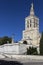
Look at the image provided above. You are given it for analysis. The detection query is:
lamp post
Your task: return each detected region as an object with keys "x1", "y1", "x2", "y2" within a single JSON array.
[{"x1": 12, "y1": 34, "x2": 15, "y2": 44}]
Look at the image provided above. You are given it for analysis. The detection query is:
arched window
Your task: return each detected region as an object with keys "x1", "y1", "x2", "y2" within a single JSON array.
[
  {"x1": 34, "y1": 21, "x2": 35, "y2": 27},
  {"x1": 27, "y1": 20, "x2": 29, "y2": 28},
  {"x1": 30, "y1": 20, "x2": 31, "y2": 27},
  {"x1": 36, "y1": 20, "x2": 38, "y2": 27},
  {"x1": 23, "y1": 41, "x2": 27, "y2": 44},
  {"x1": 34, "y1": 19, "x2": 38, "y2": 27}
]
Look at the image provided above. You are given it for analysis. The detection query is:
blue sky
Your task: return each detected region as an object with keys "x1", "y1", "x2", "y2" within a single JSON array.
[{"x1": 0, "y1": 0, "x2": 43, "y2": 42}]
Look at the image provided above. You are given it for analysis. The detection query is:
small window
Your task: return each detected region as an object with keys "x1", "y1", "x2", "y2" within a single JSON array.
[
  {"x1": 36, "y1": 22, "x2": 38, "y2": 27},
  {"x1": 23, "y1": 41, "x2": 27, "y2": 44},
  {"x1": 27, "y1": 20, "x2": 29, "y2": 28},
  {"x1": 34, "y1": 19, "x2": 38, "y2": 27},
  {"x1": 30, "y1": 20, "x2": 31, "y2": 27},
  {"x1": 34, "y1": 21, "x2": 35, "y2": 27}
]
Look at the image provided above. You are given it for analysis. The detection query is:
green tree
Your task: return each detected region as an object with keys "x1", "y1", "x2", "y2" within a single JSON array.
[
  {"x1": 27, "y1": 47, "x2": 38, "y2": 55},
  {"x1": 0, "y1": 36, "x2": 12, "y2": 45},
  {"x1": 40, "y1": 32, "x2": 43, "y2": 55}
]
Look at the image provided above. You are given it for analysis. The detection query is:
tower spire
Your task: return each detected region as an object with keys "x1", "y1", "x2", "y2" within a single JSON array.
[{"x1": 30, "y1": 3, "x2": 34, "y2": 15}]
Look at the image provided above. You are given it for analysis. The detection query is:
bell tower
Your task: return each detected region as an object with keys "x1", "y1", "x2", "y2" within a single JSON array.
[
  {"x1": 22, "y1": 3, "x2": 40, "y2": 46},
  {"x1": 25, "y1": 3, "x2": 39, "y2": 31}
]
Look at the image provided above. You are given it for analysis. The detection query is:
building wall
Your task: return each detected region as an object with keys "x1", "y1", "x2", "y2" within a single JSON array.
[
  {"x1": 0, "y1": 43, "x2": 27, "y2": 54},
  {"x1": 22, "y1": 3, "x2": 41, "y2": 46},
  {"x1": 19, "y1": 44, "x2": 27, "y2": 54}
]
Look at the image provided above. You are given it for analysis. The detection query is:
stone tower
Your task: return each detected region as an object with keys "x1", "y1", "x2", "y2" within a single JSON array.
[{"x1": 22, "y1": 3, "x2": 41, "y2": 46}]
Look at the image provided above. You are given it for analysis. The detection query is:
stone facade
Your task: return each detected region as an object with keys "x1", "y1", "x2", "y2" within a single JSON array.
[
  {"x1": 20, "y1": 3, "x2": 41, "y2": 47},
  {"x1": 0, "y1": 43, "x2": 27, "y2": 54}
]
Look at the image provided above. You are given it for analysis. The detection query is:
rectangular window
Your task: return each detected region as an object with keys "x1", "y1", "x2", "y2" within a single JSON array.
[
  {"x1": 27, "y1": 21, "x2": 29, "y2": 28},
  {"x1": 30, "y1": 20, "x2": 31, "y2": 27}
]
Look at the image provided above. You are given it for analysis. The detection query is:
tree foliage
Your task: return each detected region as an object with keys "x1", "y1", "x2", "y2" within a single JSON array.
[
  {"x1": 0, "y1": 36, "x2": 12, "y2": 45},
  {"x1": 40, "y1": 32, "x2": 43, "y2": 55},
  {"x1": 27, "y1": 47, "x2": 38, "y2": 55}
]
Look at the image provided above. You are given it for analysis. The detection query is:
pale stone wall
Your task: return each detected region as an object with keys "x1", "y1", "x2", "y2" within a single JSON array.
[
  {"x1": 0, "y1": 43, "x2": 27, "y2": 54},
  {"x1": 22, "y1": 3, "x2": 41, "y2": 46},
  {"x1": 0, "y1": 54, "x2": 43, "y2": 61},
  {"x1": 19, "y1": 44, "x2": 27, "y2": 54}
]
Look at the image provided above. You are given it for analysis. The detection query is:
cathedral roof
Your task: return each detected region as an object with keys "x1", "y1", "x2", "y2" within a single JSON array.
[
  {"x1": 25, "y1": 3, "x2": 39, "y2": 20},
  {"x1": 25, "y1": 15, "x2": 39, "y2": 20},
  {"x1": 30, "y1": 3, "x2": 34, "y2": 16}
]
